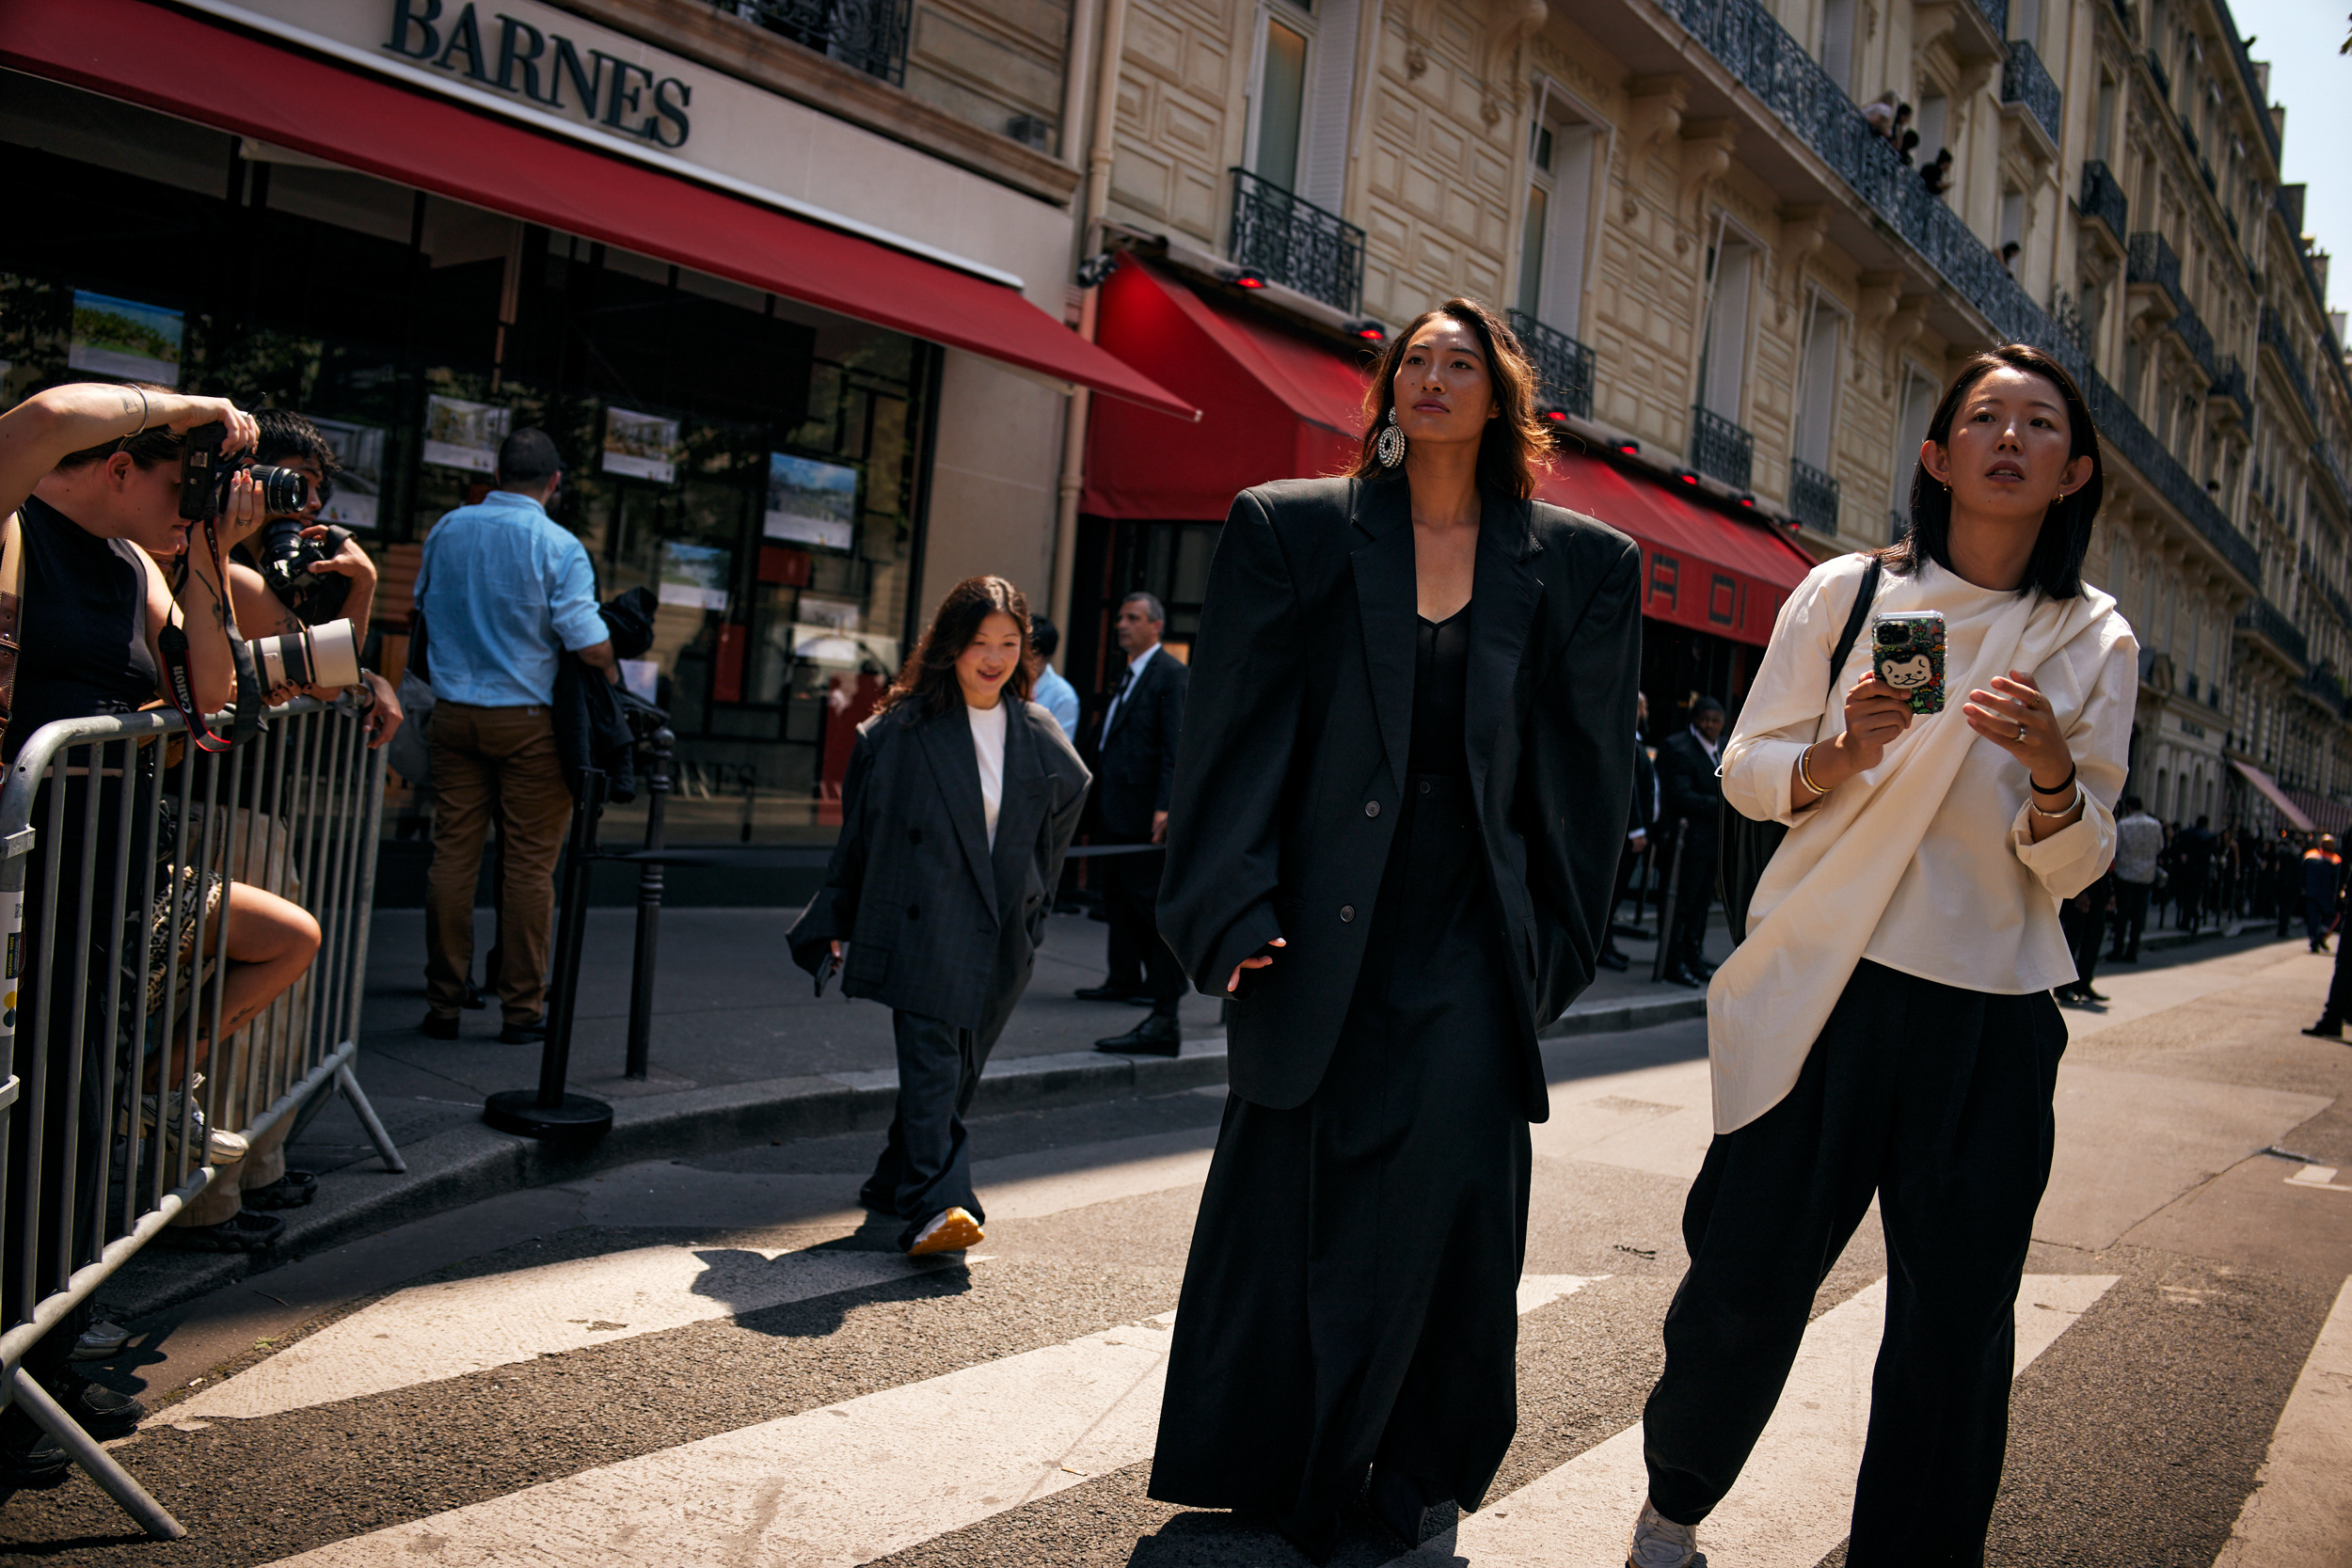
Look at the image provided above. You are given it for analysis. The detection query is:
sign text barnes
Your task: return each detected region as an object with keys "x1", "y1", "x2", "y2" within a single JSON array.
[{"x1": 386, "y1": 0, "x2": 691, "y2": 148}]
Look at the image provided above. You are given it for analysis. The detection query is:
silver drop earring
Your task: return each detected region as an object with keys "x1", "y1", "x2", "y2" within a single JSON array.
[{"x1": 1376, "y1": 405, "x2": 1406, "y2": 468}]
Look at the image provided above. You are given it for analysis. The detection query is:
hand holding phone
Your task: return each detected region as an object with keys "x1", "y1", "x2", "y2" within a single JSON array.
[{"x1": 1870, "y1": 611, "x2": 1947, "y2": 715}]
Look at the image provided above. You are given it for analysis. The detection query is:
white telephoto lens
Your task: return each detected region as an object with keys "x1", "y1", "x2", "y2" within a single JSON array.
[{"x1": 306, "y1": 618, "x2": 361, "y2": 688}]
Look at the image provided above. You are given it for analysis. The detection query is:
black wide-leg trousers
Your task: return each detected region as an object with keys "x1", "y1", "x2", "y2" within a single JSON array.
[
  {"x1": 1642, "y1": 961, "x2": 2067, "y2": 1565},
  {"x1": 864, "y1": 1008, "x2": 1009, "y2": 1248}
]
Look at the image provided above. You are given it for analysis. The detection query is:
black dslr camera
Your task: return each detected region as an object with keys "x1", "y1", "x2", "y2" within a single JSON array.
[
  {"x1": 179, "y1": 420, "x2": 309, "y2": 523},
  {"x1": 179, "y1": 421, "x2": 351, "y2": 620}
]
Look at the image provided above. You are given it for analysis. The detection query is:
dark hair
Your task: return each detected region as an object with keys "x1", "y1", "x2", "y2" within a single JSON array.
[
  {"x1": 1120, "y1": 591, "x2": 1167, "y2": 625},
  {"x1": 1350, "y1": 298, "x2": 1549, "y2": 500},
  {"x1": 877, "y1": 576, "x2": 1034, "y2": 720},
  {"x1": 54, "y1": 382, "x2": 183, "y2": 471},
  {"x1": 1692, "y1": 696, "x2": 1725, "y2": 719},
  {"x1": 2122, "y1": 794, "x2": 2141, "y2": 814},
  {"x1": 1029, "y1": 614, "x2": 1060, "y2": 659},
  {"x1": 497, "y1": 427, "x2": 564, "y2": 484},
  {"x1": 254, "y1": 408, "x2": 341, "y2": 478},
  {"x1": 1884, "y1": 343, "x2": 2103, "y2": 600}
]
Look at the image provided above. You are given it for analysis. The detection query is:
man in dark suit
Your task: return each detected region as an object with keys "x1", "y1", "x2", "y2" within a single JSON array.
[
  {"x1": 1081, "y1": 592, "x2": 1189, "y2": 1053},
  {"x1": 1652, "y1": 695, "x2": 1725, "y2": 988},
  {"x1": 1598, "y1": 692, "x2": 1660, "y2": 971}
]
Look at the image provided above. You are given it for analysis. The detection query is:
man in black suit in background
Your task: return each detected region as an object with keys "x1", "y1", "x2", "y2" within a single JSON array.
[
  {"x1": 1597, "y1": 692, "x2": 1660, "y2": 971},
  {"x1": 1652, "y1": 696, "x2": 1725, "y2": 988},
  {"x1": 1081, "y1": 592, "x2": 1190, "y2": 1053}
]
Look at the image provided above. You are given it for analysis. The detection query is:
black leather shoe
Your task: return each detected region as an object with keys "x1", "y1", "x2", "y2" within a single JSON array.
[
  {"x1": 1596, "y1": 947, "x2": 1631, "y2": 972},
  {"x1": 1661, "y1": 965, "x2": 1704, "y2": 990},
  {"x1": 0, "y1": 1435, "x2": 70, "y2": 1491},
  {"x1": 1095, "y1": 1013, "x2": 1181, "y2": 1055},
  {"x1": 462, "y1": 980, "x2": 488, "y2": 1010},
  {"x1": 1687, "y1": 955, "x2": 1719, "y2": 978},
  {"x1": 1074, "y1": 983, "x2": 1152, "y2": 1005},
  {"x1": 499, "y1": 1017, "x2": 548, "y2": 1044},
  {"x1": 420, "y1": 1012, "x2": 460, "y2": 1040}
]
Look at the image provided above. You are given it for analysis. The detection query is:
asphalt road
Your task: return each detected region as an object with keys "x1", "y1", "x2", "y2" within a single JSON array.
[{"x1": 7, "y1": 933, "x2": 2350, "y2": 1566}]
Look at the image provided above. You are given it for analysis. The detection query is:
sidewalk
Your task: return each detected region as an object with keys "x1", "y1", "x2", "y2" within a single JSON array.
[{"x1": 95, "y1": 900, "x2": 2222, "y2": 1321}]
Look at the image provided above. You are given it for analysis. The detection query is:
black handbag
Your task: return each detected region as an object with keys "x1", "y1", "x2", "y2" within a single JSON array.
[{"x1": 1719, "y1": 557, "x2": 1881, "y2": 944}]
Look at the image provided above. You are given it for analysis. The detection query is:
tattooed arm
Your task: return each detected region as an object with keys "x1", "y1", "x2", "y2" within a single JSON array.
[{"x1": 0, "y1": 384, "x2": 255, "y2": 522}]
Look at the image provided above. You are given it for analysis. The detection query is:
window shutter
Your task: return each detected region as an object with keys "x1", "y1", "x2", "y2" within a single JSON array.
[{"x1": 1297, "y1": 0, "x2": 1360, "y2": 213}]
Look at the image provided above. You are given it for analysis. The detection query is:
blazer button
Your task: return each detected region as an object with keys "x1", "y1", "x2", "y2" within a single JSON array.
[
  {"x1": 1419, "y1": 780, "x2": 1432, "y2": 796},
  {"x1": 907, "y1": 903, "x2": 921, "y2": 920},
  {"x1": 1364, "y1": 800, "x2": 1380, "y2": 817},
  {"x1": 1340, "y1": 904, "x2": 1356, "y2": 923}
]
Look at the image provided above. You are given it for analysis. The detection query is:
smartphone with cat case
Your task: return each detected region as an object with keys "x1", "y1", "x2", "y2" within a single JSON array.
[{"x1": 1870, "y1": 610, "x2": 1946, "y2": 714}]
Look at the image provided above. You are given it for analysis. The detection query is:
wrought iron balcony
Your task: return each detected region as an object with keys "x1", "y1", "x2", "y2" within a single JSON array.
[
  {"x1": 2317, "y1": 440, "x2": 2352, "y2": 516},
  {"x1": 1974, "y1": 0, "x2": 2010, "y2": 36},
  {"x1": 737, "y1": 0, "x2": 912, "y2": 85},
  {"x1": 2208, "y1": 356, "x2": 2251, "y2": 420},
  {"x1": 1228, "y1": 168, "x2": 1366, "y2": 314},
  {"x1": 2236, "y1": 597, "x2": 2311, "y2": 671},
  {"x1": 2078, "y1": 160, "x2": 2127, "y2": 242},
  {"x1": 2001, "y1": 40, "x2": 2061, "y2": 144},
  {"x1": 2261, "y1": 305, "x2": 2318, "y2": 419},
  {"x1": 1506, "y1": 310, "x2": 1597, "y2": 420},
  {"x1": 1645, "y1": 0, "x2": 2260, "y2": 589},
  {"x1": 1789, "y1": 459, "x2": 1840, "y2": 533},
  {"x1": 2126, "y1": 231, "x2": 2187, "y2": 316},
  {"x1": 1689, "y1": 405, "x2": 1754, "y2": 489},
  {"x1": 2171, "y1": 304, "x2": 2217, "y2": 382}
]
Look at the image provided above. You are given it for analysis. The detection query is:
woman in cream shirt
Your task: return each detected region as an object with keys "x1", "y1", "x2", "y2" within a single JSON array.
[{"x1": 1626, "y1": 345, "x2": 2137, "y2": 1568}]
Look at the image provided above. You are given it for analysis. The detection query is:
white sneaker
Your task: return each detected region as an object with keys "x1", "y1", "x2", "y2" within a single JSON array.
[
  {"x1": 70, "y1": 1320, "x2": 131, "y2": 1362},
  {"x1": 1627, "y1": 1497, "x2": 1698, "y2": 1568},
  {"x1": 136, "y1": 1080, "x2": 247, "y2": 1165}
]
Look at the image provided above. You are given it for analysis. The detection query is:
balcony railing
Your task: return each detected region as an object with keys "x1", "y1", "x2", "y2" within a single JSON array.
[
  {"x1": 2078, "y1": 160, "x2": 2128, "y2": 241},
  {"x1": 1506, "y1": 310, "x2": 1597, "y2": 419},
  {"x1": 1646, "y1": 0, "x2": 2261, "y2": 589},
  {"x1": 1789, "y1": 459, "x2": 1840, "y2": 532},
  {"x1": 2317, "y1": 441, "x2": 2352, "y2": 517},
  {"x1": 2237, "y1": 597, "x2": 2311, "y2": 670},
  {"x1": 1690, "y1": 405, "x2": 1755, "y2": 488},
  {"x1": 2001, "y1": 40, "x2": 2062, "y2": 144},
  {"x1": 2209, "y1": 356, "x2": 2251, "y2": 420},
  {"x1": 1228, "y1": 168, "x2": 1366, "y2": 314},
  {"x1": 2146, "y1": 49, "x2": 2170, "y2": 101},
  {"x1": 2261, "y1": 305, "x2": 2319, "y2": 420},
  {"x1": 2126, "y1": 231, "x2": 2187, "y2": 316},
  {"x1": 1974, "y1": 0, "x2": 2009, "y2": 36},
  {"x1": 2171, "y1": 304, "x2": 2217, "y2": 382},
  {"x1": 737, "y1": 0, "x2": 912, "y2": 84}
]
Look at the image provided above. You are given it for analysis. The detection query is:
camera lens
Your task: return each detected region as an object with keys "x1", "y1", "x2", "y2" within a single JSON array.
[{"x1": 255, "y1": 464, "x2": 310, "y2": 515}]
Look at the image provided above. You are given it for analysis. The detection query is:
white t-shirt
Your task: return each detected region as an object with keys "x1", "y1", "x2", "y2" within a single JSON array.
[{"x1": 968, "y1": 701, "x2": 1008, "y2": 847}]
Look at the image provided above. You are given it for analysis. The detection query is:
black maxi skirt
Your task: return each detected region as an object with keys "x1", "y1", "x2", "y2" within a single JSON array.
[{"x1": 1148, "y1": 770, "x2": 1531, "y2": 1542}]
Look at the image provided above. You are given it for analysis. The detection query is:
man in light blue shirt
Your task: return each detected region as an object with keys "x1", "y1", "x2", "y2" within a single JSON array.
[
  {"x1": 418, "y1": 429, "x2": 618, "y2": 1042},
  {"x1": 1025, "y1": 613, "x2": 1080, "y2": 740}
]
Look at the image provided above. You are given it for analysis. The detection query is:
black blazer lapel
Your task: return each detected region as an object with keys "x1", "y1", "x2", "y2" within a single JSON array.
[
  {"x1": 991, "y1": 705, "x2": 1051, "y2": 903},
  {"x1": 1349, "y1": 479, "x2": 1416, "y2": 789},
  {"x1": 916, "y1": 707, "x2": 1001, "y2": 922},
  {"x1": 1465, "y1": 493, "x2": 1542, "y2": 814}
]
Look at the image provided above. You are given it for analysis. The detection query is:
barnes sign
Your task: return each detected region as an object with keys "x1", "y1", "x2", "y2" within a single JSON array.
[{"x1": 385, "y1": 0, "x2": 692, "y2": 148}]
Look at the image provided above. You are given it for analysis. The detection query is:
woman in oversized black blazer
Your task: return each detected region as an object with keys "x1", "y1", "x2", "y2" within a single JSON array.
[
  {"x1": 788, "y1": 577, "x2": 1089, "y2": 1256},
  {"x1": 1147, "y1": 301, "x2": 1641, "y2": 1556}
]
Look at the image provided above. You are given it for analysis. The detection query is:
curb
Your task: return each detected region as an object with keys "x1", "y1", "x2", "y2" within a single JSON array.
[{"x1": 101, "y1": 1039, "x2": 1232, "y2": 1324}]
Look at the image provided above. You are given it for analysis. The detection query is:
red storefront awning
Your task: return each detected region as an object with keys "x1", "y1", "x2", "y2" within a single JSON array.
[
  {"x1": 1536, "y1": 451, "x2": 1813, "y2": 646},
  {"x1": 0, "y1": 0, "x2": 1196, "y2": 421},
  {"x1": 1085, "y1": 259, "x2": 1369, "y2": 517},
  {"x1": 2233, "y1": 760, "x2": 2316, "y2": 831}
]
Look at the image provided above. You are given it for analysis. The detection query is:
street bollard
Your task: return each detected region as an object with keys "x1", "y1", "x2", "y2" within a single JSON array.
[
  {"x1": 485, "y1": 768, "x2": 615, "y2": 1143},
  {"x1": 1651, "y1": 816, "x2": 1688, "y2": 986},
  {"x1": 624, "y1": 727, "x2": 674, "y2": 1081}
]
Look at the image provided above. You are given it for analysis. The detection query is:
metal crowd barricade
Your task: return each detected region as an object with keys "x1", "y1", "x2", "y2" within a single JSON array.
[{"x1": 0, "y1": 694, "x2": 402, "y2": 1537}]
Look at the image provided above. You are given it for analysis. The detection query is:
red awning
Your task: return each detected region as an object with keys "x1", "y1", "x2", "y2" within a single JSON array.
[
  {"x1": 1537, "y1": 451, "x2": 1814, "y2": 646},
  {"x1": 1085, "y1": 259, "x2": 1369, "y2": 517},
  {"x1": 2233, "y1": 760, "x2": 2316, "y2": 831},
  {"x1": 0, "y1": 0, "x2": 1195, "y2": 421}
]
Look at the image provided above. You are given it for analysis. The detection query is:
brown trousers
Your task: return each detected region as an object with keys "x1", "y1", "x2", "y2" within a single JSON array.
[{"x1": 424, "y1": 702, "x2": 574, "y2": 1024}]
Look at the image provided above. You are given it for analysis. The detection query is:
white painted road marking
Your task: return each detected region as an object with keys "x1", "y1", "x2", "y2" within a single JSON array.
[
  {"x1": 1390, "y1": 1274, "x2": 2118, "y2": 1568},
  {"x1": 2214, "y1": 1275, "x2": 2352, "y2": 1565},
  {"x1": 2286, "y1": 1164, "x2": 2352, "y2": 1191},
  {"x1": 252, "y1": 1277, "x2": 1601, "y2": 1567}
]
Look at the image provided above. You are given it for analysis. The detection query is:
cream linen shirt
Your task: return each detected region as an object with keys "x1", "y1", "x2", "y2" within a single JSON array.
[{"x1": 1705, "y1": 553, "x2": 2137, "y2": 1133}]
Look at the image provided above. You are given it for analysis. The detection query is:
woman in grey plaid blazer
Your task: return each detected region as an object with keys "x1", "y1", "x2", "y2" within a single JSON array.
[{"x1": 789, "y1": 577, "x2": 1090, "y2": 1257}]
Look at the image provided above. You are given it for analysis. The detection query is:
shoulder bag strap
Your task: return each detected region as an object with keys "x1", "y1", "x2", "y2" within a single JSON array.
[{"x1": 1826, "y1": 555, "x2": 1883, "y2": 697}]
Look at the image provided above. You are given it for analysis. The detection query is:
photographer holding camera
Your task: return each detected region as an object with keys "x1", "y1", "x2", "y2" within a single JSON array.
[{"x1": 0, "y1": 383, "x2": 325, "y2": 1483}]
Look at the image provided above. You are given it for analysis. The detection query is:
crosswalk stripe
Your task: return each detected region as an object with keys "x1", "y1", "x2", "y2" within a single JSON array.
[
  {"x1": 1388, "y1": 1273, "x2": 2118, "y2": 1567},
  {"x1": 169, "y1": 1246, "x2": 977, "y2": 1424},
  {"x1": 2213, "y1": 1274, "x2": 2352, "y2": 1565},
  {"x1": 253, "y1": 1277, "x2": 1600, "y2": 1567}
]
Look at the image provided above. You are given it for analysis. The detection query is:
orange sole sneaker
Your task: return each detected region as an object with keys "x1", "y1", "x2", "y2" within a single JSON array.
[{"x1": 906, "y1": 1207, "x2": 984, "y2": 1257}]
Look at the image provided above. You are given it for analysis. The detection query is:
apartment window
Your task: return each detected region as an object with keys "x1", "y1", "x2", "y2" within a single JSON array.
[
  {"x1": 1515, "y1": 106, "x2": 1597, "y2": 332},
  {"x1": 1891, "y1": 364, "x2": 1939, "y2": 537},
  {"x1": 1916, "y1": 94, "x2": 1949, "y2": 166},
  {"x1": 1999, "y1": 188, "x2": 2026, "y2": 260},
  {"x1": 2094, "y1": 76, "x2": 2118, "y2": 162},
  {"x1": 2010, "y1": 0, "x2": 2042, "y2": 50},
  {"x1": 1696, "y1": 236, "x2": 1756, "y2": 423},
  {"x1": 1819, "y1": 0, "x2": 1856, "y2": 92},
  {"x1": 1793, "y1": 296, "x2": 1843, "y2": 471},
  {"x1": 1252, "y1": 12, "x2": 1311, "y2": 190}
]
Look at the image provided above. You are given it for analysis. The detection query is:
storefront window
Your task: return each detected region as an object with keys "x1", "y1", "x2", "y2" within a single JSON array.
[{"x1": 0, "y1": 76, "x2": 933, "y2": 847}]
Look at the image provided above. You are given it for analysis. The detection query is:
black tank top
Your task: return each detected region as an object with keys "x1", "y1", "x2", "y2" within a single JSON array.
[
  {"x1": 7, "y1": 495, "x2": 158, "y2": 762},
  {"x1": 1407, "y1": 603, "x2": 1472, "y2": 777}
]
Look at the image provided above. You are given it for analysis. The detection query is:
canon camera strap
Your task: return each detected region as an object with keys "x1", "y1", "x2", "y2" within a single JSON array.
[{"x1": 157, "y1": 517, "x2": 262, "y2": 752}]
